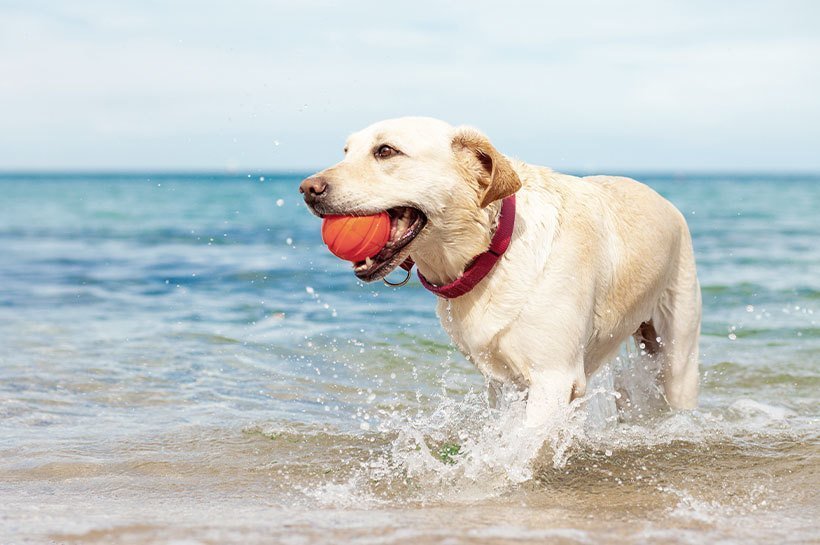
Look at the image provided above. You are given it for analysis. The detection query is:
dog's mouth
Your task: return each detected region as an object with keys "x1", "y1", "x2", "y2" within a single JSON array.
[{"x1": 352, "y1": 207, "x2": 426, "y2": 282}]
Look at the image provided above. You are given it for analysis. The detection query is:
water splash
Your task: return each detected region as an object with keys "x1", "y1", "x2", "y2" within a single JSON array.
[{"x1": 346, "y1": 344, "x2": 808, "y2": 505}]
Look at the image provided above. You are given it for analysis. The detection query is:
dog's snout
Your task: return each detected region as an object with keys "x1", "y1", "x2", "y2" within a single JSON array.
[{"x1": 299, "y1": 176, "x2": 329, "y2": 205}]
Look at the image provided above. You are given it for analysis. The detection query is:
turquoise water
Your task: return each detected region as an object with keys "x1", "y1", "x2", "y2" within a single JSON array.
[{"x1": 1, "y1": 172, "x2": 818, "y2": 544}]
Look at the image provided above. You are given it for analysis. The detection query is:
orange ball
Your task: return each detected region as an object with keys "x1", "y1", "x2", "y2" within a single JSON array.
[{"x1": 321, "y1": 212, "x2": 391, "y2": 262}]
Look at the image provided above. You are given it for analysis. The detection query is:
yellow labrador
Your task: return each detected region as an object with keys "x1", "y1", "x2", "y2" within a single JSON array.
[{"x1": 300, "y1": 117, "x2": 701, "y2": 427}]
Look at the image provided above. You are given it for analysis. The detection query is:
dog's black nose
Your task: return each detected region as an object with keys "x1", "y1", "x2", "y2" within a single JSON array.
[{"x1": 299, "y1": 176, "x2": 329, "y2": 205}]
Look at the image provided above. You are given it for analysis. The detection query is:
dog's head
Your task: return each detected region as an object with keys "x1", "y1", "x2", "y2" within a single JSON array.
[{"x1": 300, "y1": 117, "x2": 520, "y2": 282}]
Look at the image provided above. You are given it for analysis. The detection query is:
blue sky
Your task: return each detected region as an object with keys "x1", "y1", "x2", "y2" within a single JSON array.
[{"x1": 1, "y1": 0, "x2": 818, "y2": 172}]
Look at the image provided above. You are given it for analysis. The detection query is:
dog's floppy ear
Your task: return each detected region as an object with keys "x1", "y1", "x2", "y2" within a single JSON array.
[{"x1": 452, "y1": 127, "x2": 521, "y2": 208}]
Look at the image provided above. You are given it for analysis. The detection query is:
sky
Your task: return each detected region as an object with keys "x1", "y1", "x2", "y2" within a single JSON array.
[{"x1": 1, "y1": 0, "x2": 819, "y2": 172}]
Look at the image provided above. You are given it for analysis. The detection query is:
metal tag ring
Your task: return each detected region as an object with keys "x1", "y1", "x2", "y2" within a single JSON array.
[{"x1": 383, "y1": 267, "x2": 411, "y2": 287}]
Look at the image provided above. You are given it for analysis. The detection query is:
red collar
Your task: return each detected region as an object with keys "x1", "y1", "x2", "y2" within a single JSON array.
[{"x1": 400, "y1": 194, "x2": 516, "y2": 299}]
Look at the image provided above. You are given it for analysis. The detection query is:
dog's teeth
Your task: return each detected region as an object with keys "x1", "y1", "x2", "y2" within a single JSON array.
[
  {"x1": 393, "y1": 217, "x2": 409, "y2": 238},
  {"x1": 365, "y1": 257, "x2": 374, "y2": 267}
]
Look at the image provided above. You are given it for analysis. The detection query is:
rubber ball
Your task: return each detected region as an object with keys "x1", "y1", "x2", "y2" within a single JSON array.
[{"x1": 321, "y1": 212, "x2": 390, "y2": 262}]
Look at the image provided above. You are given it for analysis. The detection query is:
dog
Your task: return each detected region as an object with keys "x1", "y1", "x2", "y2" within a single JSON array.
[{"x1": 299, "y1": 117, "x2": 701, "y2": 427}]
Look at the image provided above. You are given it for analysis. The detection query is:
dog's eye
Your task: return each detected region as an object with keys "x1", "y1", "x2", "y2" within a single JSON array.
[{"x1": 375, "y1": 144, "x2": 399, "y2": 159}]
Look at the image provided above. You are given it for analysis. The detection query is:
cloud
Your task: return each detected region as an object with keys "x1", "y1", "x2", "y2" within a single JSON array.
[{"x1": 1, "y1": 0, "x2": 818, "y2": 170}]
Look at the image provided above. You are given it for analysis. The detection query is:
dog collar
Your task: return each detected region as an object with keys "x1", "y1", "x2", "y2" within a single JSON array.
[{"x1": 399, "y1": 194, "x2": 516, "y2": 299}]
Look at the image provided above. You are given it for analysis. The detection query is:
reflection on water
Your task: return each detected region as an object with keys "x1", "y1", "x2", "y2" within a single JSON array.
[{"x1": 0, "y1": 172, "x2": 818, "y2": 544}]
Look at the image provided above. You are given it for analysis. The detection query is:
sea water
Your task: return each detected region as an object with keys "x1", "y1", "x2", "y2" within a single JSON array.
[{"x1": 0, "y1": 172, "x2": 817, "y2": 544}]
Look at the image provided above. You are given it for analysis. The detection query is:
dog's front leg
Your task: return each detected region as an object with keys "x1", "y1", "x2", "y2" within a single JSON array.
[
  {"x1": 514, "y1": 331, "x2": 586, "y2": 428},
  {"x1": 524, "y1": 366, "x2": 581, "y2": 428}
]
